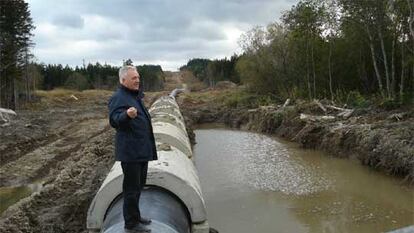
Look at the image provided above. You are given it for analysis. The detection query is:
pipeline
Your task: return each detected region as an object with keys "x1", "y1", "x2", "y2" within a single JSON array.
[{"x1": 87, "y1": 89, "x2": 209, "y2": 233}]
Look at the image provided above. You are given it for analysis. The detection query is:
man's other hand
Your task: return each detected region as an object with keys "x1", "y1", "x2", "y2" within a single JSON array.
[{"x1": 127, "y1": 107, "x2": 138, "y2": 118}]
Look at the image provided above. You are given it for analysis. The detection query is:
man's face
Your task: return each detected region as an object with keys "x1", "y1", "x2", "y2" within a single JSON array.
[{"x1": 122, "y1": 69, "x2": 140, "y2": 91}]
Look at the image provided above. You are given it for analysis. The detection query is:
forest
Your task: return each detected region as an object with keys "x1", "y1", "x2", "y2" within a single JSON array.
[
  {"x1": 35, "y1": 62, "x2": 164, "y2": 92},
  {"x1": 182, "y1": 0, "x2": 414, "y2": 107}
]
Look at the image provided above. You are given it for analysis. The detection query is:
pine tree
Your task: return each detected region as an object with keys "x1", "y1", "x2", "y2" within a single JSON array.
[{"x1": 0, "y1": 0, "x2": 35, "y2": 109}]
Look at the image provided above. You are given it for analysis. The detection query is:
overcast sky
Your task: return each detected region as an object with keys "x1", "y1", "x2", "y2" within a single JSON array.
[{"x1": 27, "y1": 0, "x2": 297, "y2": 71}]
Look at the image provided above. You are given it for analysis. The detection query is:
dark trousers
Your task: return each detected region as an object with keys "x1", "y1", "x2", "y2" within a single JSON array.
[{"x1": 121, "y1": 162, "x2": 148, "y2": 228}]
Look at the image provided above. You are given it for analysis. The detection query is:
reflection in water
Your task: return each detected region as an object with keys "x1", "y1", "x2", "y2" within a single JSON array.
[
  {"x1": 194, "y1": 126, "x2": 413, "y2": 233},
  {"x1": 232, "y1": 133, "x2": 332, "y2": 195},
  {"x1": 0, "y1": 183, "x2": 43, "y2": 215}
]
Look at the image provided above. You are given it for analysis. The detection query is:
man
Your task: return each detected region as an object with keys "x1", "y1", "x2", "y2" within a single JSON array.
[{"x1": 108, "y1": 65, "x2": 157, "y2": 233}]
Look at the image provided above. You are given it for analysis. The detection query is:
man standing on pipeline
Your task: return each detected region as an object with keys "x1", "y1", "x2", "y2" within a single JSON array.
[{"x1": 108, "y1": 65, "x2": 157, "y2": 233}]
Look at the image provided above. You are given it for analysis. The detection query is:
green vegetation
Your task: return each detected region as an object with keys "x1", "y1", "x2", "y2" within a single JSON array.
[
  {"x1": 37, "y1": 62, "x2": 165, "y2": 92},
  {"x1": 180, "y1": 55, "x2": 240, "y2": 86},
  {"x1": 344, "y1": 91, "x2": 371, "y2": 108},
  {"x1": 64, "y1": 72, "x2": 89, "y2": 91},
  {"x1": 183, "y1": 87, "x2": 279, "y2": 110},
  {"x1": 184, "y1": 0, "x2": 414, "y2": 107},
  {"x1": 222, "y1": 90, "x2": 276, "y2": 108},
  {"x1": 180, "y1": 58, "x2": 210, "y2": 81},
  {"x1": 137, "y1": 65, "x2": 165, "y2": 91},
  {"x1": 0, "y1": 0, "x2": 35, "y2": 109}
]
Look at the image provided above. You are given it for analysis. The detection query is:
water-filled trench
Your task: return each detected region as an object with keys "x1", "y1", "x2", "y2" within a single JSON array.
[{"x1": 194, "y1": 125, "x2": 413, "y2": 233}]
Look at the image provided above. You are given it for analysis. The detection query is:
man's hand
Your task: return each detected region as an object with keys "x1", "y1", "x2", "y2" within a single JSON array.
[{"x1": 127, "y1": 107, "x2": 138, "y2": 118}]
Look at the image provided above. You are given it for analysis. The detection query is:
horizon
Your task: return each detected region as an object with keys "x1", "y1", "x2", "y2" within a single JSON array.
[{"x1": 26, "y1": 0, "x2": 297, "y2": 71}]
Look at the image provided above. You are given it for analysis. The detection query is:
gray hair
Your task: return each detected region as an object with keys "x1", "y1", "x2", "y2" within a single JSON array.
[{"x1": 118, "y1": 65, "x2": 137, "y2": 83}]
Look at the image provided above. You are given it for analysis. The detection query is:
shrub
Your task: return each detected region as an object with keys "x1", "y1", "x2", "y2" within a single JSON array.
[
  {"x1": 379, "y1": 98, "x2": 402, "y2": 110},
  {"x1": 346, "y1": 91, "x2": 370, "y2": 108}
]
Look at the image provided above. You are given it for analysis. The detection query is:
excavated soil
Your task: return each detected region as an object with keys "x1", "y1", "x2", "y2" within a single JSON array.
[
  {"x1": 0, "y1": 90, "x2": 162, "y2": 233},
  {"x1": 0, "y1": 72, "x2": 180, "y2": 233}
]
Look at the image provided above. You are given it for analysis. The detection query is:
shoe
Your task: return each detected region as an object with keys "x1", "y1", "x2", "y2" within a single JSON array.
[
  {"x1": 139, "y1": 217, "x2": 152, "y2": 225},
  {"x1": 124, "y1": 224, "x2": 151, "y2": 233}
]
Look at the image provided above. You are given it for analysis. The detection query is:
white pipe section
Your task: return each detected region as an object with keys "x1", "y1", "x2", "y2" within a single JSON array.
[
  {"x1": 152, "y1": 121, "x2": 192, "y2": 158},
  {"x1": 151, "y1": 111, "x2": 188, "y2": 135},
  {"x1": 87, "y1": 94, "x2": 209, "y2": 233}
]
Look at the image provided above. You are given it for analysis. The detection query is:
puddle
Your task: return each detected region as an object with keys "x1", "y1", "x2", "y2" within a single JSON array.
[{"x1": 0, "y1": 183, "x2": 43, "y2": 215}]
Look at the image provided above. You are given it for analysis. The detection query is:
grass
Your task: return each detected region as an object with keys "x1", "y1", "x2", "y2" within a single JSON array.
[
  {"x1": 181, "y1": 70, "x2": 207, "y2": 91},
  {"x1": 27, "y1": 88, "x2": 113, "y2": 110},
  {"x1": 35, "y1": 88, "x2": 113, "y2": 98},
  {"x1": 181, "y1": 87, "x2": 282, "y2": 110}
]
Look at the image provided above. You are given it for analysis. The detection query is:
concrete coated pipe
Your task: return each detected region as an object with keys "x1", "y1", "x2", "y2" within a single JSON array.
[
  {"x1": 87, "y1": 145, "x2": 208, "y2": 233},
  {"x1": 151, "y1": 112, "x2": 188, "y2": 136},
  {"x1": 149, "y1": 104, "x2": 184, "y2": 121},
  {"x1": 149, "y1": 96, "x2": 192, "y2": 158},
  {"x1": 87, "y1": 93, "x2": 209, "y2": 233},
  {"x1": 152, "y1": 121, "x2": 192, "y2": 158},
  {"x1": 152, "y1": 96, "x2": 180, "y2": 109}
]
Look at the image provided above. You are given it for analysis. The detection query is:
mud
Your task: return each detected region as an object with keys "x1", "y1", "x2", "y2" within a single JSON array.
[
  {"x1": 0, "y1": 129, "x2": 114, "y2": 233},
  {"x1": 0, "y1": 89, "x2": 160, "y2": 233},
  {"x1": 0, "y1": 70, "x2": 185, "y2": 232}
]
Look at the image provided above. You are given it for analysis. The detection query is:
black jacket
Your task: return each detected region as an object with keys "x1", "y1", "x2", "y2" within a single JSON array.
[{"x1": 108, "y1": 85, "x2": 157, "y2": 162}]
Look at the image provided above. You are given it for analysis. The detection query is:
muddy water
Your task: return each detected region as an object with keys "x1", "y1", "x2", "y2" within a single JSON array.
[
  {"x1": 194, "y1": 125, "x2": 413, "y2": 233},
  {"x1": 0, "y1": 183, "x2": 43, "y2": 214}
]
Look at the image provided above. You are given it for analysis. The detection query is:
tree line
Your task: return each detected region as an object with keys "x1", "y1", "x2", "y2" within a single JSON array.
[
  {"x1": 1, "y1": 58, "x2": 165, "y2": 109},
  {"x1": 180, "y1": 55, "x2": 240, "y2": 86},
  {"x1": 32, "y1": 62, "x2": 164, "y2": 92},
  {"x1": 182, "y1": 0, "x2": 414, "y2": 106}
]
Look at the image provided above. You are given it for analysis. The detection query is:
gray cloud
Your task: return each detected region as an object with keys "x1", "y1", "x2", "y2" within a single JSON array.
[
  {"x1": 52, "y1": 14, "x2": 84, "y2": 28},
  {"x1": 27, "y1": 0, "x2": 297, "y2": 70}
]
